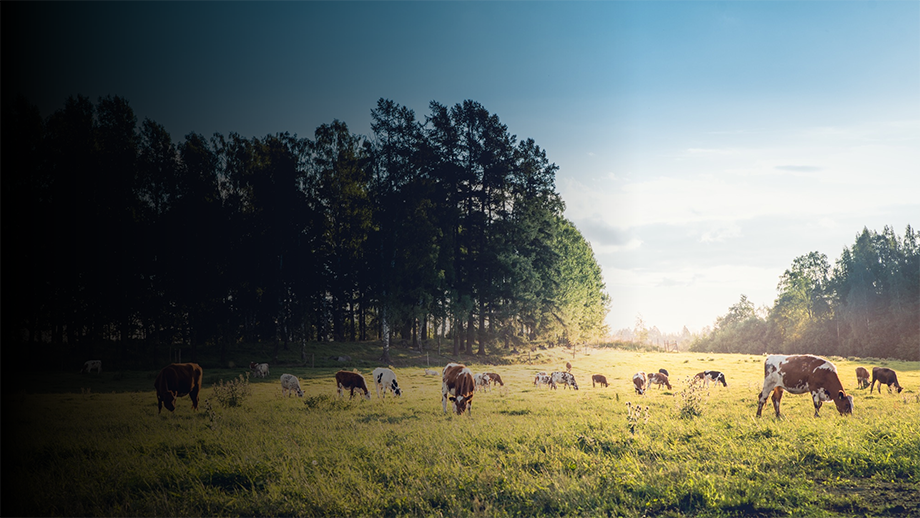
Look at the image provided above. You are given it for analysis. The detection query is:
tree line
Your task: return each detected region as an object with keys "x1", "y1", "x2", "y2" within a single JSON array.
[
  {"x1": 691, "y1": 226, "x2": 919, "y2": 360},
  {"x1": 2, "y1": 95, "x2": 610, "y2": 366}
]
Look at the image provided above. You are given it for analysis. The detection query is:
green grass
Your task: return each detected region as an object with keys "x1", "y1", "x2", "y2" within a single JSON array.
[{"x1": 4, "y1": 348, "x2": 919, "y2": 517}]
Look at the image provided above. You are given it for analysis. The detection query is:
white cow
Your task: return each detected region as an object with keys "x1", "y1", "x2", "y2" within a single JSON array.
[
  {"x1": 475, "y1": 373, "x2": 492, "y2": 392},
  {"x1": 372, "y1": 367, "x2": 402, "y2": 398},
  {"x1": 250, "y1": 362, "x2": 269, "y2": 378},
  {"x1": 280, "y1": 374, "x2": 304, "y2": 397},
  {"x1": 81, "y1": 360, "x2": 102, "y2": 374},
  {"x1": 551, "y1": 371, "x2": 578, "y2": 390}
]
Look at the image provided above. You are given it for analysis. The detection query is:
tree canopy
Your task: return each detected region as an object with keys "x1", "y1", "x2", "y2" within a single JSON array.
[{"x1": 2, "y1": 95, "x2": 610, "y2": 366}]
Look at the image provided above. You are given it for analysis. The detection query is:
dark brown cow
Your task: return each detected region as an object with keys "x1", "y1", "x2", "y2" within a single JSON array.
[
  {"x1": 154, "y1": 363, "x2": 203, "y2": 414},
  {"x1": 855, "y1": 367, "x2": 870, "y2": 389},
  {"x1": 756, "y1": 355, "x2": 853, "y2": 418},
  {"x1": 442, "y1": 362, "x2": 475, "y2": 415},
  {"x1": 870, "y1": 367, "x2": 903, "y2": 394},
  {"x1": 335, "y1": 370, "x2": 371, "y2": 399},
  {"x1": 592, "y1": 374, "x2": 608, "y2": 388}
]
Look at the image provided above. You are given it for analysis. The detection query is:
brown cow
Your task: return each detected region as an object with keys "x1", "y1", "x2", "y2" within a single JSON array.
[
  {"x1": 335, "y1": 370, "x2": 371, "y2": 399},
  {"x1": 442, "y1": 363, "x2": 475, "y2": 415},
  {"x1": 592, "y1": 374, "x2": 608, "y2": 388},
  {"x1": 154, "y1": 363, "x2": 203, "y2": 414},
  {"x1": 870, "y1": 367, "x2": 903, "y2": 394},
  {"x1": 647, "y1": 372, "x2": 672, "y2": 390},
  {"x1": 855, "y1": 367, "x2": 870, "y2": 389},
  {"x1": 756, "y1": 355, "x2": 853, "y2": 418}
]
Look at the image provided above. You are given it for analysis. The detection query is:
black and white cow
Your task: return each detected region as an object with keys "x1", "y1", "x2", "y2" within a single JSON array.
[
  {"x1": 551, "y1": 371, "x2": 578, "y2": 390},
  {"x1": 372, "y1": 367, "x2": 402, "y2": 398},
  {"x1": 693, "y1": 370, "x2": 727, "y2": 388}
]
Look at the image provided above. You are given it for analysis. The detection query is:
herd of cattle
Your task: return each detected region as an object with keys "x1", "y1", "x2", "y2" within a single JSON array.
[{"x1": 81, "y1": 354, "x2": 908, "y2": 418}]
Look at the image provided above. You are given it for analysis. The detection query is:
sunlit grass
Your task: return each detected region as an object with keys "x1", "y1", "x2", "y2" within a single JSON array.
[{"x1": 4, "y1": 349, "x2": 919, "y2": 516}]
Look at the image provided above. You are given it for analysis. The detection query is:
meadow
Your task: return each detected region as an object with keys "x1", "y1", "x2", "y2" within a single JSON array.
[{"x1": 3, "y1": 346, "x2": 919, "y2": 517}]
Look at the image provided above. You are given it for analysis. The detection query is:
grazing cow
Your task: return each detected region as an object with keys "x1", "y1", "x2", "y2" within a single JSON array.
[
  {"x1": 693, "y1": 370, "x2": 727, "y2": 388},
  {"x1": 154, "y1": 363, "x2": 203, "y2": 414},
  {"x1": 551, "y1": 371, "x2": 578, "y2": 390},
  {"x1": 81, "y1": 360, "x2": 102, "y2": 374},
  {"x1": 423, "y1": 368, "x2": 439, "y2": 376},
  {"x1": 855, "y1": 367, "x2": 870, "y2": 389},
  {"x1": 250, "y1": 362, "x2": 269, "y2": 378},
  {"x1": 280, "y1": 374, "x2": 304, "y2": 397},
  {"x1": 372, "y1": 367, "x2": 402, "y2": 398},
  {"x1": 592, "y1": 374, "x2": 608, "y2": 388},
  {"x1": 756, "y1": 354, "x2": 854, "y2": 418},
  {"x1": 483, "y1": 372, "x2": 504, "y2": 387},
  {"x1": 658, "y1": 368, "x2": 669, "y2": 377},
  {"x1": 534, "y1": 373, "x2": 555, "y2": 389},
  {"x1": 475, "y1": 373, "x2": 492, "y2": 392},
  {"x1": 647, "y1": 372, "x2": 672, "y2": 390},
  {"x1": 870, "y1": 367, "x2": 903, "y2": 394},
  {"x1": 335, "y1": 370, "x2": 371, "y2": 400},
  {"x1": 633, "y1": 372, "x2": 647, "y2": 395},
  {"x1": 442, "y1": 363, "x2": 475, "y2": 415}
]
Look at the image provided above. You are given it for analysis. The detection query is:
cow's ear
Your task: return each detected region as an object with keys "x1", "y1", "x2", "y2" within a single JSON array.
[{"x1": 837, "y1": 390, "x2": 846, "y2": 400}]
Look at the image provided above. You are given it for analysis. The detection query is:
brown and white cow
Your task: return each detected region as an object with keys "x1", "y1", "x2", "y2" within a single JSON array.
[
  {"x1": 633, "y1": 372, "x2": 647, "y2": 395},
  {"x1": 855, "y1": 367, "x2": 870, "y2": 389},
  {"x1": 154, "y1": 363, "x2": 203, "y2": 414},
  {"x1": 647, "y1": 372, "x2": 672, "y2": 390},
  {"x1": 335, "y1": 370, "x2": 371, "y2": 400},
  {"x1": 592, "y1": 374, "x2": 608, "y2": 388},
  {"x1": 442, "y1": 363, "x2": 476, "y2": 415},
  {"x1": 483, "y1": 372, "x2": 504, "y2": 387},
  {"x1": 756, "y1": 354, "x2": 853, "y2": 418},
  {"x1": 870, "y1": 367, "x2": 903, "y2": 394}
]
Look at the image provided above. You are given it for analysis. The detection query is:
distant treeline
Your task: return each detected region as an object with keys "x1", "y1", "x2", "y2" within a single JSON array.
[
  {"x1": 2, "y1": 95, "x2": 610, "y2": 365},
  {"x1": 692, "y1": 226, "x2": 919, "y2": 360}
]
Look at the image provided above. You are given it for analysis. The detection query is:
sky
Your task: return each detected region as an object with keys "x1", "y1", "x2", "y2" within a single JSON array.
[{"x1": 5, "y1": 1, "x2": 919, "y2": 335}]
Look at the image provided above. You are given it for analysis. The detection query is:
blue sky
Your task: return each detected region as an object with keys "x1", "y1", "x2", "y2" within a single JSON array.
[{"x1": 7, "y1": 1, "x2": 918, "y2": 334}]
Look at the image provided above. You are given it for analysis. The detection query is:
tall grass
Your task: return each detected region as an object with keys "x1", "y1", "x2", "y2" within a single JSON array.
[{"x1": 4, "y1": 350, "x2": 919, "y2": 516}]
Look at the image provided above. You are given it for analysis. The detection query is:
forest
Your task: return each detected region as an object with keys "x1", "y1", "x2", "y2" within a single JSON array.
[
  {"x1": 692, "y1": 225, "x2": 920, "y2": 360},
  {"x1": 1, "y1": 95, "x2": 610, "y2": 366}
]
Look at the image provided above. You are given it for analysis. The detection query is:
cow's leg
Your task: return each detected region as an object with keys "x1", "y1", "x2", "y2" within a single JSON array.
[
  {"x1": 190, "y1": 385, "x2": 200, "y2": 411},
  {"x1": 442, "y1": 387, "x2": 449, "y2": 413},
  {"x1": 770, "y1": 387, "x2": 784, "y2": 417},
  {"x1": 812, "y1": 391, "x2": 823, "y2": 417}
]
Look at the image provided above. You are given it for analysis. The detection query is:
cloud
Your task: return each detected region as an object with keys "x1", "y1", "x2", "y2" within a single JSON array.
[{"x1": 774, "y1": 165, "x2": 822, "y2": 173}]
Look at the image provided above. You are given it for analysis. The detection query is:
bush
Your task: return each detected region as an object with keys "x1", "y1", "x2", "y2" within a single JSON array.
[{"x1": 212, "y1": 373, "x2": 252, "y2": 408}]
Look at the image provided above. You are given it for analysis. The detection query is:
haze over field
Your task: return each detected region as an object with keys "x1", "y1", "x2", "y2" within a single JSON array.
[{"x1": 5, "y1": 1, "x2": 918, "y2": 334}]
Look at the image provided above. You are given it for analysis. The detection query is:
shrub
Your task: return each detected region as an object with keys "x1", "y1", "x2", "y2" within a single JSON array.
[
  {"x1": 212, "y1": 373, "x2": 252, "y2": 408},
  {"x1": 676, "y1": 376, "x2": 705, "y2": 419}
]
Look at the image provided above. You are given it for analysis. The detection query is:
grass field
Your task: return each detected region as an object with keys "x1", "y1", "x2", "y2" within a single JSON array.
[{"x1": 4, "y1": 346, "x2": 919, "y2": 517}]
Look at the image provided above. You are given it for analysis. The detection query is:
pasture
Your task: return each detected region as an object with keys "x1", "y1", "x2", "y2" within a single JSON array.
[{"x1": 4, "y1": 348, "x2": 919, "y2": 517}]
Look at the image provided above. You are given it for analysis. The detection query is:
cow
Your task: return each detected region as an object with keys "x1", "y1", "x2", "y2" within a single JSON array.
[
  {"x1": 592, "y1": 374, "x2": 608, "y2": 388},
  {"x1": 566, "y1": 362, "x2": 572, "y2": 373},
  {"x1": 855, "y1": 367, "x2": 870, "y2": 389},
  {"x1": 647, "y1": 372, "x2": 672, "y2": 390},
  {"x1": 475, "y1": 373, "x2": 492, "y2": 392},
  {"x1": 280, "y1": 374, "x2": 304, "y2": 397},
  {"x1": 693, "y1": 370, "x2": 727, "y2": 388},
  {"x1": 870, "y1": 367, "x2": 903, "y2": 394},
  {"x1": 658, "y1": 368, "x2": 669, "y2": 377},
  {"x1": 250, "y1": 362, "x2": 269, "y2": 378},
  {"x1": 551, "y1": 371, "x2": 578, "y2": 390},
  {"x1": 423, "y1": 368, "x2": 439, "y2": 376},
  {"x1": 483, "y1": 372, "x2": 504, "y2": 387},
  {"x1": 372, "y1": 367, "x2": 402, "y2": 398},
  {"x1": 756, "y1": 354, "x2": 854, "y2": 418},
  {"x1": 81, "y1": 360, "x2": 102, "y2": 374},
  {"x1": 154, "y1": 363, "x2": 203, "y2": 414},
  {"x1": 534, "y1": 373, "x2": 555, "y2": 389},
  {"x1": 335, "y1": 370, "x2": 371, "y2": 400},
  {"x1": 442, "y1": 363, "x2": 475, "y2": 415},
  {"x1": 633, "y1": 372, "x2": 647, "y2": 395}
]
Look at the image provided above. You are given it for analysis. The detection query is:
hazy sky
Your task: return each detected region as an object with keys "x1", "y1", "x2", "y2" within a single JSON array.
[{"x1": 6, "y1": 1, "x2": 918, "y2": 334}]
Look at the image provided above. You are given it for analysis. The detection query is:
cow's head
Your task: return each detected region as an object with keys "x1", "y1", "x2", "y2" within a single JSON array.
[
  {"x1": 449, "y1": 394, "x2": 473, "y2": 415},
  {"x1": 391, "y1": 381, "x2": 402, "y2": 396},
  {"x1": 159, "y1": 391, "x2": 177, "y2": 413},
  {"x1": 834, "y1": 391, "x2": 854, "y2": 415}
]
